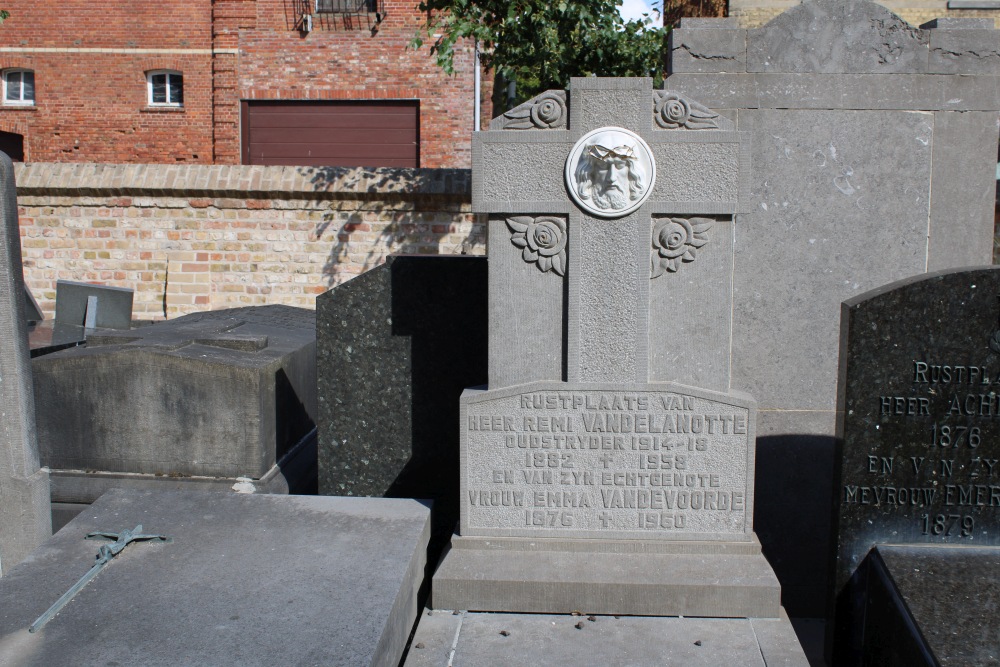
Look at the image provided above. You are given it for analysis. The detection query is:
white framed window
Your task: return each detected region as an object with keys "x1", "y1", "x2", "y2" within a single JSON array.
[
  {"x1": 146, "y1": 70, "x2": 183, "y2": 107},
  {"x1": 3, "y1": 69, "x2": 35, "y2": 106}
]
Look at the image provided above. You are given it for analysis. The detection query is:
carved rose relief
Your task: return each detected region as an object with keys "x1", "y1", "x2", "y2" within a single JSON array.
[
  {"x1": 507, "y1": 216, "x2": 567, "y2": 276},
  {"x1": 651, "y1": 217, "x2": 713, "y2": 278},
  {"x1": 654, "y1": 91, "x2": 720, "y2": 130},
  {"x1": 500, "y1": 91, "x2": 567, "y2": 130}
]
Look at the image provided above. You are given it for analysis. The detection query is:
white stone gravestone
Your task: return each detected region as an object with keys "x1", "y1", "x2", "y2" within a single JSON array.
[
  {"x1": 433, "y1": 78, "x2": 780, "y2": 618},
  {"x1": 0, "y1": 151, "x2": 51, "y2": 575}
]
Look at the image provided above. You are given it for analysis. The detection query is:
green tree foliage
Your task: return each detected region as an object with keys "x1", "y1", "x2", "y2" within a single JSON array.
[
  {"x1": 0, "y1": 10, "x2": 9, "y2": 22},
  {"x1": 411, "y1": 0, "x2": 667, "y2": 105}
]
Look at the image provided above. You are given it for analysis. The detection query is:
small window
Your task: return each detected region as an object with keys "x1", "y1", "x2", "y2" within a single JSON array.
[
  {"x1": 315, "y1": 0, "x2": 377, "y2": 13},
  {"x1": 146, "y1": 70, "x2": 183, "y2": 107},
  {"x1": 3, "y1": 70, "x2": 35, "y2": 106}
]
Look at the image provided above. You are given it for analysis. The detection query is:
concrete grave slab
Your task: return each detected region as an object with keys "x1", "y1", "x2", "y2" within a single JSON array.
[
  {"x1": 0, "y1": 489, "x2": 430, "y2": 667},
  {"x1": 32, "y1": 305, "x2": 317, "y2": 517},
  {"x1": 404, "y1": 610, "x2": 808, "y2": 667}
]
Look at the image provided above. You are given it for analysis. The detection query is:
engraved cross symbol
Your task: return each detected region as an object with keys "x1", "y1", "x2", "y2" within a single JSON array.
[
  {"x1": 599, "y1": 512, "x2": 613, "y2": 528},
  {"x1": 474, "y1": 77, "x2": 745, "y2": 386},
  {"x1": 599, "y1": 453, "x2": 615, "y2": 468}
]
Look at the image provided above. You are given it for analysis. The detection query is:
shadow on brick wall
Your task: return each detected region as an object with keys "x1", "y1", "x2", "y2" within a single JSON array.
[{"x1": 301, "y1": 166, "x2": 482, "y2": 286}]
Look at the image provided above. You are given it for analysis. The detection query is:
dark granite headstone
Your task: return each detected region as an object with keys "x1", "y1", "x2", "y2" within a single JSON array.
[
  {"x1": 832, "y1": 266, "x2": 1000, "y2": 662},
  {"x1": 860, "y1": 544, "x2": 1000, "y2": 667},
  {"x1": 317, "y1": 255, "x2": 487, "y2": 547}
]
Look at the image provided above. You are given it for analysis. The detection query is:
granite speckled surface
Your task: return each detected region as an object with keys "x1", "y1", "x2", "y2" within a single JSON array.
[
  {"x1": 862, "y1": 544, "x2": 1000, "y2": 667},
  {"x1": 316, "y1": 255, "x2": 487, "y2": 546},
  {"x1": 832, "y1": 266, "x2": 1000, "y2": 662}
]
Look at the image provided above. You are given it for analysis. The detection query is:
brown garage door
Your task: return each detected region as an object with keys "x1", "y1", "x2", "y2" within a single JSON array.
[{"x1": 241, "y1": 100, "x2": 419, "y2": 167}]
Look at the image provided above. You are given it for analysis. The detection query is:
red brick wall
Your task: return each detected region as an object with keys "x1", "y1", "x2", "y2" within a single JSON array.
[{"x1": 0, "y1": 0, "x2": 489, "y2": 167}]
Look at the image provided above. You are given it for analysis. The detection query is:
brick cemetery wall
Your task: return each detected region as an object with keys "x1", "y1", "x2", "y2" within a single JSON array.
[{"x1": 12, "y1": 162, "x2": 484, "y2": 320}]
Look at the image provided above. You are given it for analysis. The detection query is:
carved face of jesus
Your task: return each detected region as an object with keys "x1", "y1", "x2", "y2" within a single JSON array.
[{"x1": 576, "y1": 143, "x2": 645, "y2": 211}]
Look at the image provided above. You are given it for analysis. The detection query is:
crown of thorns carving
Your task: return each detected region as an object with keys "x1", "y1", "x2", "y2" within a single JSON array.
[{"x1": 587, "y1": 144, "x2": 637, "y2": 162}]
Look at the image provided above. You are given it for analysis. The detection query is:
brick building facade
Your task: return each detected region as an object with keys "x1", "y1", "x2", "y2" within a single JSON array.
[{"x1": 0, "y1": 0, "x2": 487, "y2": 168}]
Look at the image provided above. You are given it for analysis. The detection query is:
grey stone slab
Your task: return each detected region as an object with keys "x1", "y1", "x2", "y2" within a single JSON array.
[
  {"x1": 927, "y1": 111, "x2": 998, "y2": 271},
  {"x1": 751, "y1": 613, "x2": 813, "y2": 667},
  {"x1": 460, "y1": 382, "x2": 756, "y2": 541},
  {"x1": 569, "y1": 77, "x2": 653, "y2": 133},
  {"x1": 0, "y1": 151, "x2": 50, "y2": 575},
  {"x1": 670, "y1": 26, "x2": 748, "y2": 74},
  {"x1": 33, "y1": 305, "x2": 316, "y2": 480},
  {"x1": 406, "y1": 611, "x2": 807, "y2": 667},
  {"x1": 731, "y1": 109, "x2": 930, "y2": 412},
  {"x1": 47, "y1": 428, "x2": 315, "y2": 504},
  {"x1": 0, "y1": 489, "x2": 430, "y2": 667},
  {"x1": 476, "y1": 134, "x2": 574, "y2": 213},
  {"x1": 648, "y1": 216, "x2": 733, "y2": 393},
  {"x1": 53, "y1": 279, "x2": 133, "y2": 329},
  {"x1": 432, "y1": 543, "x2": 780, "y2": 617},
  {"x1": 746, "y1": 0, "x2": 930, "y2": 74},
  {"x1": 666, "y1": 72, "x2": 1000, "y2": 111},
  {"x1": 573, "y1": 212, "x2": 646, "y2": 383},
  {"x1": 753, "y1": 410, "x2": 838, "y2": 619},
  {"x1": 922, "y1": 18, "x2": 995, "y2": 30},
  {"x1": 488, "y1": 221, "x2": 563, "y2": 388},
  {"x1": 929, "y1": 28, "x2": 1000, "y2": 74}
]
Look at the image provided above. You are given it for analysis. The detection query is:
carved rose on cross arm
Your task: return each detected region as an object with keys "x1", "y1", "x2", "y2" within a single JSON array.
[
  {"x1": 507, "y1": 215, "x2": 567, "y2": 276},
  {"x1": 654, "y1": 91, "x2": 720, "y2": 130},
  {"x1": 500, "y1": 91, "x2": 567, "y2": 130},
  {"x1": 651, "y1": 217, "x2": 713, "y2": 278}
]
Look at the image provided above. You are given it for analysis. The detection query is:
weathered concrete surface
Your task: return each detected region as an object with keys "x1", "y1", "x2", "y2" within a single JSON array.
[
  {"x1": 0, "y1": 151, "x2": 50, "y2": 575},
  {"x1": 404, "y1": 610, "x2": 808, "y2": 666},
  {"x1": 33, "y1": 305, "x2": 316, "y2": 491},
  {"x1": 0, "y1": 490, "x2": 430, "y2": 667}
]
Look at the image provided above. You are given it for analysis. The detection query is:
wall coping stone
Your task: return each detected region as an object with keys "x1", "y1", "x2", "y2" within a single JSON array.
[{"x1": 11, "y1": 164, "x2": 473, "y2": 201}]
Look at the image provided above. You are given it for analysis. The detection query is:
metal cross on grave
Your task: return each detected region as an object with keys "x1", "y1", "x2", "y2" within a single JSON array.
[{"x1": 473, "y1": 77, "x2": 748, "y2": 389}]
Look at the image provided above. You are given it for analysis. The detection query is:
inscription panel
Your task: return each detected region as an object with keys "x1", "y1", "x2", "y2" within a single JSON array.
[
  {"x1": 835, "y1": 268, "x2": 1000, "y2": 592},
  {"x1": 460, "y1": 382, "x2": 756, "y2": 541},
  {"x1": 832, "y1": 267, "x2": 1000, "y2": 657}
]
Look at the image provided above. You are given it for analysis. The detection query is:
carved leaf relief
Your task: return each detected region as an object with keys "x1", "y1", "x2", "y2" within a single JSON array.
[
  {"x1": 651, "y1": 217, "x2": 713, "y2": 278},
  {"x1": 499, "y1": 91, "x2": 568, "y2": 130},
  {"x1": 653, "y1": 91, "x2": 720, "y2": 130},
  {"x1": 507, "y1": 216, "x2": 567, "y2": 276}
]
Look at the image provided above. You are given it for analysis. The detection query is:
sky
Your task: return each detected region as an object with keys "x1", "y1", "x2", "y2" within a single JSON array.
[{"x1": 618, "y1": 0, "x2": 659, "y2": 23}]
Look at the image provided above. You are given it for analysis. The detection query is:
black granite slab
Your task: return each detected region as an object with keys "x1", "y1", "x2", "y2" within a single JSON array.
[
  {"x1": 862, "y1": 544, "x2": 1000, "y2": 667},
  {"x1": 316, "y1": 255, "x2": 487, "y2": 548},
  {"x1": 831, "y1": 266, "x2": 1000, "y2": 663}
]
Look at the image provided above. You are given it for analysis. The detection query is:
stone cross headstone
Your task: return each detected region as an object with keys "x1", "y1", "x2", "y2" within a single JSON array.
[
  {"x1": 831, "y1": 266, "x2": 1000, "y2": 663},
  {"x1": 433, "y1": 78, "x2": 781, "y2": 618},
  {"x1": 0, "y1": 151, "x2": 51, "y2": 574}
]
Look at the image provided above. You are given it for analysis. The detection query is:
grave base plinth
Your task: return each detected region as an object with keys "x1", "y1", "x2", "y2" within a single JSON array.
[{"x1": 432, "y1": 534, "x2": 781, "y2": 618}]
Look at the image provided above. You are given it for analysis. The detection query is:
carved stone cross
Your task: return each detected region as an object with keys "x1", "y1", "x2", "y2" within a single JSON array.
[{"x1": 473, "y1": 77, "x2": 747, "y2": 390}]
